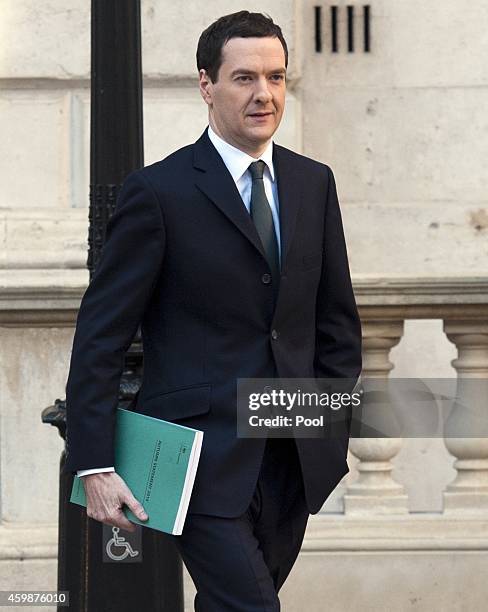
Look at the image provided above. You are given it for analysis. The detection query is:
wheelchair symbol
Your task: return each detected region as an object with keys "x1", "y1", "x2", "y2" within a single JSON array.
[{"x1": 106, "y1": 526, "x2": 140, "y2": 561}]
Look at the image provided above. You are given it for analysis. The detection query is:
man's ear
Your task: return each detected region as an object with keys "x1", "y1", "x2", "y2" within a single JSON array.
[{"x1": 199, "y1": 69, "x2": 213, "y2": 106}]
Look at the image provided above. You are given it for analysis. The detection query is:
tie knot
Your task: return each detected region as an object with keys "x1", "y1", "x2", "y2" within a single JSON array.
[{"x1": 248, "y1": 160, "x2": 266, "y2": 180}]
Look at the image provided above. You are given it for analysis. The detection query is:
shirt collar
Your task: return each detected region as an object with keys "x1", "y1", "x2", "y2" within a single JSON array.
[{"x1": 207, "y1": 124, "x2": 275, "y2": 183}]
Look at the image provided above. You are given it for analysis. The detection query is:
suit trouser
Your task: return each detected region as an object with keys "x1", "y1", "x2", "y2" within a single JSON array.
[{"x1": 170, "y1": 436, "x2": 310, "y2": 611}]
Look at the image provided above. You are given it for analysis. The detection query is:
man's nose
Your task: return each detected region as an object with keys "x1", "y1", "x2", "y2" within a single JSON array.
[{"x1": 254, "y1": 77, "x2": 273, "y2": 103}]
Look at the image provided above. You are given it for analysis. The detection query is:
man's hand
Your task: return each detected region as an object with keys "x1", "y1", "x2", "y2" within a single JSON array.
[{"x1": 82, "y1": 472, "x2": 148, "y2": 533}]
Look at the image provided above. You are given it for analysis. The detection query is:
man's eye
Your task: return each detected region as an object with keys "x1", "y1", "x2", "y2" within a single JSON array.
[
  {"x1": 271, "y1": 74, "x2": 285, "y2": 81},
  {"x1": 237, "y1": 76, "x2": 251, "y2": 82}
]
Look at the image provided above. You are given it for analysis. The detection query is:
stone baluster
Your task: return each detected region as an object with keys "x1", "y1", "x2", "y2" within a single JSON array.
[
  {"x1": 443, "y1": 320, "x2": 488, "y2": 513},
  {"x1": 344, "y1": 320, "x2": 410, "y2": 515}
]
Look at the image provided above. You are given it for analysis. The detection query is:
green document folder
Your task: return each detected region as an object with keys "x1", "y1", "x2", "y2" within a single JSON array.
[{"x1": 69, "y1": 407, "x2": 203, "y2": 535}]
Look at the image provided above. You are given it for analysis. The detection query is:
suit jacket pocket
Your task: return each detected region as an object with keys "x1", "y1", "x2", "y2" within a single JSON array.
[{"x1": 137, "y1": 383, "x2": 211, "y2": 421}]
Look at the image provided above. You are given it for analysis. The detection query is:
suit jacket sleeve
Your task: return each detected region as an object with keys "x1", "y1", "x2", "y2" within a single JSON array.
[
  {"x1": 64, "y1": 170, "x2": 165, "y2": 474},
  {"x1": 314, "y1": 165, "x2": 362, "y2": 433}
]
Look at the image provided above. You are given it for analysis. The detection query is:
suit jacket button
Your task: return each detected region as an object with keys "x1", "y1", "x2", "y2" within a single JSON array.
[
  {"x1": 261, "y1": 273, "x2": 271, "y2": 284},
  {"x1": 271, "y1": 329, "x2": 279, "y2": 340}
]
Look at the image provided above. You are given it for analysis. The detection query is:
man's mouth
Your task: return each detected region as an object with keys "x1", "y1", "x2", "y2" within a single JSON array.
[{"x1": 248, "y1": 112, "x2": 274, "y2": 117}]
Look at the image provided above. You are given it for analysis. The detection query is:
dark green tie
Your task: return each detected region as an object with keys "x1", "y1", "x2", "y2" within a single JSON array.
[{"x1": 248, "y1": 161, "x2": 280, "y2": 293}]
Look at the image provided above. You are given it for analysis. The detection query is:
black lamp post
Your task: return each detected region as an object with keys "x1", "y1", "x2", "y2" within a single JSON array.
[{"x1": 42, "y1": 2, "x2": 184, "y2": 609}]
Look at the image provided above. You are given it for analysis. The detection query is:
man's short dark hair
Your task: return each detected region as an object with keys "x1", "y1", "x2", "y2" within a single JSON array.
[{"x1": 197, "y1": 10, "x2": 288, "y2": 83}]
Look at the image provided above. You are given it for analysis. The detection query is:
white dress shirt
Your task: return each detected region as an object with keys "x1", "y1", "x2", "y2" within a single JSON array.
[{"x1": 76, "y1": 125, "x2": 281, "y2": 478}]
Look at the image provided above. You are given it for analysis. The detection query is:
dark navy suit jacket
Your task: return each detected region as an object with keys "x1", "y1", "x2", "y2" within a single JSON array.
[{"x1": 64, "y1": 127, "x2": 362, "y2": 516}]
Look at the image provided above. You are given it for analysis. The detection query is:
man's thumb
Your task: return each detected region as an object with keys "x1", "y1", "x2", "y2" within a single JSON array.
[{"x1": 125, "y1": 495, "x2": 148, "y2": 520}]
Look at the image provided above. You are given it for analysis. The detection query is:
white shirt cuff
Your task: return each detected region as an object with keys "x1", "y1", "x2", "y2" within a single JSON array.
[{"x1": 76, "y1": 467, "x2": 115, "y2": 477}]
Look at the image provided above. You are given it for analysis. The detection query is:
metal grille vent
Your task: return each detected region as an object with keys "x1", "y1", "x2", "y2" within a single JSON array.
[{"x1": 314, "y1": 5, "x2": 371, "y2": 53}]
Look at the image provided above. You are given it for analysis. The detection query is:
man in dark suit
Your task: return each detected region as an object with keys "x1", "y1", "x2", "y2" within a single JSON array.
[{"x1": 64, "y1": 10, "x2": 362, "y2": 611}]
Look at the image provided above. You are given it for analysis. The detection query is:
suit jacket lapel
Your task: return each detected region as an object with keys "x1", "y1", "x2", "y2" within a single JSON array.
[
  {"x1": 273, "y1": 143, "x2": 302, "y2": 271},
  {"x1": 193, "y1": 129, "x2": 267, "y2": 261}
]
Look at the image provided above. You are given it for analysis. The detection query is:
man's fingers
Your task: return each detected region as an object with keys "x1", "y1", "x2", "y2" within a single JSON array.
[
  {"x1": 124, "y1": 495, "x2": 149, "y2": 521},
  {"x1": 110, "y1": 508, "x2": 136, "y2": 532},
  {"x1": 87, "y1": 507, "x2": 134, "y2": 532},
  {"x1": 83, "y1": 471, "x2": 147, "y2": 529}
]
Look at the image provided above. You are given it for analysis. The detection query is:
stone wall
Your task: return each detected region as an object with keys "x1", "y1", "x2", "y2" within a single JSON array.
[{"x1": 0, "y1": 1, "x2": 486, "y2": 610}]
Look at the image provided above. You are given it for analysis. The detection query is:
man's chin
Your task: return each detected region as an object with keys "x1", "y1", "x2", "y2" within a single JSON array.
[{"x1": 245, "y1": 124, "x2": 278, "y2": 142}]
